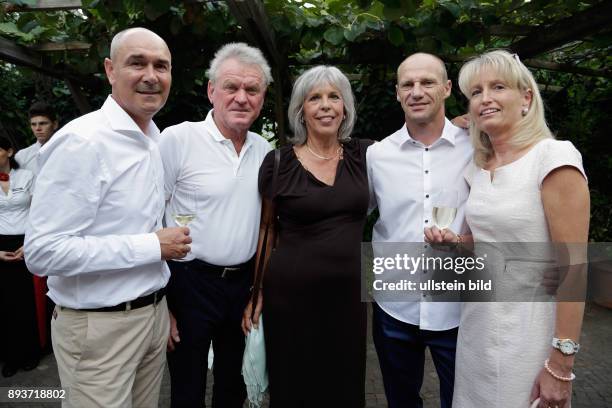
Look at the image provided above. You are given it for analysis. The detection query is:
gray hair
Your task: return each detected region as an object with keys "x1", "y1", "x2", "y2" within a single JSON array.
[
  {"x1": 288, "y1": 65, "x2": 356, "y2": 145},
  {"x1": 207, "y1": 43, "x2": 272, "y2": 86},
  {"x1": 458, "y1": 49, "x2": 552, "y2": 167},
  {"x1": 109, "y1": 27, "x2": 167, "y2": 60}
]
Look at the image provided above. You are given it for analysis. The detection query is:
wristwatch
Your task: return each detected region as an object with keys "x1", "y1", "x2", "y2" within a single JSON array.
[{"x1": 552, "y1": 338, "x2": 580, "y2": 355}]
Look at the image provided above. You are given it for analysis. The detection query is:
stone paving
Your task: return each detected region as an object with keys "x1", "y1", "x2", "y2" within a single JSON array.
[{"x1": 1, "y1": 303, "x2": 610, "y2": 407}]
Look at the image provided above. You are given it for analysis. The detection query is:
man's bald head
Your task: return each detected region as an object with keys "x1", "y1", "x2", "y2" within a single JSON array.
[
  {"x1": 397, "y1": 52, "x2": 448, "y2": 83},
  {"x1": 109, "y1": 27, "x2": 169, "y2": 61},
  {"x1": 104, "y1": 27, "x2": 172, "y2": 132}
]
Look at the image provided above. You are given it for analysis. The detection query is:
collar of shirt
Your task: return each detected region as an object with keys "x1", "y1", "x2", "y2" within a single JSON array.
[
  {"x1": 102, "y1": 95, "x2": 161, "y2": 144},
  {"x1": 391, "y1": 118, "x2": 458, "y2": 149},
  {"x1": 203, "y1": 109, "x2": 253, "y2": 155}
]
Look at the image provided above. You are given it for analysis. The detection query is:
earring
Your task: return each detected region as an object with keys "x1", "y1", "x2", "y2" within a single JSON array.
[{"x1": 521, "y1": 107, "x2": 528, "y2": 116}]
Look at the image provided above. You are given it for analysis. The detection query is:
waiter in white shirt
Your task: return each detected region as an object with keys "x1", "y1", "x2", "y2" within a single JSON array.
[
  {"x1": 159, "y1": 43, "x2": 272, "y2": 408},
  {"x1": 15, "y1": 101, "x2": 59, "y2": 176},
  {"x1": 367, "y1": 53, "x2": 472, "y2": 408},
  {"x1": 25, "y1": 27, "x2": 191, "y2": 408}
]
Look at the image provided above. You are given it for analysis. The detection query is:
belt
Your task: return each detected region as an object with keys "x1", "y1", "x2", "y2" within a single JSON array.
[
  {"x1": 187, "y1": 257, "x2": 254, "y2": 278},
  {"x1": 75, "y1": 287, "x2": 166, "y2": 312}
]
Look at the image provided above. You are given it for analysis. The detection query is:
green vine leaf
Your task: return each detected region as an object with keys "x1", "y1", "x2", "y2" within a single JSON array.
[{"x1": 323, "y1": 26, "x2": 345, "y2": 45}]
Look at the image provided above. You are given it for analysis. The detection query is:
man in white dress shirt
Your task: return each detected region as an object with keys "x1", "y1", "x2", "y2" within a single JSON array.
[
  {"x1": 15, "y1": 102, "x2": 59, "y2": 176},
  {"x1": 367, "y1": 53, "x2": 473, "y2": 408},
  {"x1": 25, "y1": 27, "x2": 191, "y2": 408},
  {"x1": 159, "y1": 43, "x2": 272, "y2": 408}
]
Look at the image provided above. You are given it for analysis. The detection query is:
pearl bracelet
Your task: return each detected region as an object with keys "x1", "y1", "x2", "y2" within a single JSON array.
[{"x1": 544, "y1": 359, "x2": 576, "y2": 382}]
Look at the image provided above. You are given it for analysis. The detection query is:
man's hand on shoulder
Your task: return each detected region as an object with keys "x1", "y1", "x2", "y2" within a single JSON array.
[
  {"x1": 156, "y1": 227, "x2": 192, "y2": 260},
  {"x1": 451, "y1": 113, "x2": 470, "y2": 129}
]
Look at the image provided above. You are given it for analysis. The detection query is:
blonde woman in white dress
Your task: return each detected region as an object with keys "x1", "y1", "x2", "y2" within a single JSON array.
[{"x1": 425, "y1": 50, "x2": 589, "y2": 408}]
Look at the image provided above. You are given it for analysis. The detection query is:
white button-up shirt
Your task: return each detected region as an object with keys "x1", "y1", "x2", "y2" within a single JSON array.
[
  {"x1": 15, "y1": 142, "x2": 42, "y2": 176},
  {"x1": 25, "y1": 96, "x2": 167, "y2": 309},
  {"x1": 0, "y1": 168, "x2": 34, "y2": 235},
  {"x1": 367, "y1": 118, "x2": 473, "y2": 331},
  {"x1": 159, "y1": 110, "x2": 272, "y2": 266}
]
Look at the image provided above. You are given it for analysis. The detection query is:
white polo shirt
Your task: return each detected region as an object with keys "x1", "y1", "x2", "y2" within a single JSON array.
[
  {"x1": 367, "y1": 118, "x2": 473, "y2": 331},
  {"x1": 159, "y1": 110, "x2": 272, "y2": 266}
]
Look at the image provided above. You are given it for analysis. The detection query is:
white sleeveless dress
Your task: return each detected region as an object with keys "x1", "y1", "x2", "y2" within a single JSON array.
[{"x1": 452, "y1": 138, "x2": 586, "y2": 407}]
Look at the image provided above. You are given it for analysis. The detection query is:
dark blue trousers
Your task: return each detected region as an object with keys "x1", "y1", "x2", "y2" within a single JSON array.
[
  {"x1": 372, "y1": 302, "x2": 457, "y2": 408},
  {"x1": 166, "y1": 259, "x2": 253, "y2": 408}
]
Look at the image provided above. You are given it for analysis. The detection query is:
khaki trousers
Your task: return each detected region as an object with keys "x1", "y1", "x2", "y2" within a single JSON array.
[{"x1": 52, "y1": 297, "x2": 170, "y2": 408}]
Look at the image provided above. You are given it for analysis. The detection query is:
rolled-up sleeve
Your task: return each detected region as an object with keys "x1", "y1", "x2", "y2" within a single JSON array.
[{"x1": 24, "y1": 133, "x2": 161, "y2": 277}]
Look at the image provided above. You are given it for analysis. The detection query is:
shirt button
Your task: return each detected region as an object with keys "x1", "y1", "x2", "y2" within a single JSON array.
[
  {"x1": 425, "y1": 194, "x2": 429, "y2": 198},
  {"x1": 425, "y1": 148, "x2": 429, "y2": 151},
  {"x1": 425, "y1": 219, "x2": 429, "y2": 223},
  {"x1": 425, "y1": 170, "x2": 429, "y2": 174}
]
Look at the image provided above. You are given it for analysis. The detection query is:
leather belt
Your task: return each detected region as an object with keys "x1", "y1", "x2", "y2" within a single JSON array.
[
  {"x1": 188, "y1": 257, "x2": 254, "y2": 278},
  {"x1": 74, "y1": 287, "x2": 166, "y2": 312}
]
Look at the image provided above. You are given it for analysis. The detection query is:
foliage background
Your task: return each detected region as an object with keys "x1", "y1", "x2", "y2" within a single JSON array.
[{"x1": 0, "y1": 0, "x2": 610, "y2": 240}]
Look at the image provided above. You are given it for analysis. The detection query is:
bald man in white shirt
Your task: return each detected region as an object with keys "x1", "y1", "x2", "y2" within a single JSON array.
[
  {"x1": 25, "y1": 27, "x2": 191, "y2": 408},
  {"x1": 367, "y1": 53, "x2": 473, "y2": 408},
  {"x1": 159, "y1": 43, "x2": 272, "y2": 408}
]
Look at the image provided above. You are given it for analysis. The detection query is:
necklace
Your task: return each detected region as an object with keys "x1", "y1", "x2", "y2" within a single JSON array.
[{"x1": 305, "y1": 143, "x2": 343, "y2": 160}]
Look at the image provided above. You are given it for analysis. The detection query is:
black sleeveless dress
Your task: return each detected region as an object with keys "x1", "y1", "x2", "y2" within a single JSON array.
[{"x1": 259, "y1": 138, "x2": 373, "y2": 408}]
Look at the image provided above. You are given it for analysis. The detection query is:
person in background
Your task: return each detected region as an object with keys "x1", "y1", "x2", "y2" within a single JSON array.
[
  {"x1": 15, "y1": 102, "x2": 59, "y2": 176},
  {"x1": 25, "y1": 27, "x2": 191, "y2": 407},
  {"x1": 0, "y1": 134, "x2": 40, "y2": 378},
  {"x1": 426, "y1": 49, "x2": 589, "y2": 408}
]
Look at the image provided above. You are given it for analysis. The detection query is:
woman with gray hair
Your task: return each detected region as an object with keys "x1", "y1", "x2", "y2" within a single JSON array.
[
  {"x1": 425, "y1": 50, "x2": 589, "y2": 408},
  {"x1": 243, "y1": 65, "x2": 372, "y2": 406}
]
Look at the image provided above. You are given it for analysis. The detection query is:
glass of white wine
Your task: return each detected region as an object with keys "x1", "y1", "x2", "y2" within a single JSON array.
[
  {"x1": 432, "y1": 189, "x2": 459, "y2": 230},
  {"x1": 173, "y1": 186, "x2": 197, "y2": 227}
]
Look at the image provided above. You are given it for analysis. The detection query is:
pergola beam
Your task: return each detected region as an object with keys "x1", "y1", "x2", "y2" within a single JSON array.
[
  {"x1": 524, "y1": 58, "x2": 612, "y2": 80},
  {"x1": 3, "y1": 0, "x2": 82, "y2": 12},
  {"x1": 0, "y1": 36, "x2": 44, "y2": 69},
  {"x1": 509, "y1": 1, "x2": 612, "y2": 58},
  {"x1": 0, "y1": 36, "x2": 100, "y2": 88},
  {"x1": 32, "y1": 41, "x2": 91, "y2": 52}
]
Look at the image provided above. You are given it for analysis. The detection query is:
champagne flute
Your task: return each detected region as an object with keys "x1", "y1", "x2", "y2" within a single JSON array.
[
  {"x1": 173, "y1": 186, "x2": 197, "y2": 227},
  {"x1": 432, "y1": 189, "x2": 459, "y2": 230}
]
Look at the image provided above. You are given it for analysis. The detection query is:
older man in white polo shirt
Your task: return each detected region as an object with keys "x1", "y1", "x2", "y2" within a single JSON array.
[
  {"x1": 159, "y1": 43, "x2": 272, "y2": 408},
  {"x1": 25, "y1": 27, "x2": 191, "y2": 408}
]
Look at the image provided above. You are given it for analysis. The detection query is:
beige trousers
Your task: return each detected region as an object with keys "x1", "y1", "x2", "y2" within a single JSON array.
[{"x1": 52, "y1": 297, "x2": 170, "y2": 408}]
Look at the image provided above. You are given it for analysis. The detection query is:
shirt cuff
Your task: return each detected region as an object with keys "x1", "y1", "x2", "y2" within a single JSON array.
[{"x1": 132, "y1": 233, "x2": 162, "y2": 265}]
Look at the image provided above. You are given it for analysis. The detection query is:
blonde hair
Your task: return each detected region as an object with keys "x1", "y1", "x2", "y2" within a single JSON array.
[{"x1": 458, "y1": 50, "x2": 553, "y2": 167}]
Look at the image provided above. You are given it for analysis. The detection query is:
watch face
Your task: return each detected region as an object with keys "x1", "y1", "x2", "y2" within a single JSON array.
[{"x1": 560, "y1": 341, "x2": 574, "y2": 354}]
